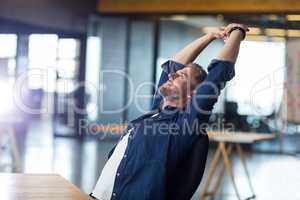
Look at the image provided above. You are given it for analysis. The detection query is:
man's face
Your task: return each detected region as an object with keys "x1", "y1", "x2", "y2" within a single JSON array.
[{"x1": 159, "y1": 67, "x2": 199, "y2": 101}]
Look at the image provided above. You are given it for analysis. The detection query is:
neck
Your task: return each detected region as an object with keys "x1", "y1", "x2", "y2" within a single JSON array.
[{"x1": 162, "y1": 97, "x2": 188, "y2": 109}]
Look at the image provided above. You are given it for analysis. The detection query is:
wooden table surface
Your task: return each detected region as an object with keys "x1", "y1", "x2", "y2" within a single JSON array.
[
  {"x1": 0, "y1": 173, "x2": 90, "y2": 200},
  {"x1": 207, "y1": 131, "x2": 276, "y2": 144}
]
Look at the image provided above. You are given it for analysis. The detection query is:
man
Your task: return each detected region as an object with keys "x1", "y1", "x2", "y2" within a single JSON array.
[{"x1": 91, "y1": 23, "x2": 249, "y2": 200}]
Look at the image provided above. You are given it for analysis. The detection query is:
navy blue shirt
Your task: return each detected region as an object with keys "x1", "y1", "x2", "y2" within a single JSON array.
[{"x1": 95, "y1": 59, "x2": 234, "y2": 200}]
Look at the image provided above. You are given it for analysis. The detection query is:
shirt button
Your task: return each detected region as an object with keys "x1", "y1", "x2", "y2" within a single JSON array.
[
  {"x1": 123, "y1": 154, "x2": 127, "y2": 158},
  {"x1": 112, "y1": 192, "x2": 116, "y2": 196},
  {"x1": 116, "y1": 173, "x2": 120, "y2": 177}
]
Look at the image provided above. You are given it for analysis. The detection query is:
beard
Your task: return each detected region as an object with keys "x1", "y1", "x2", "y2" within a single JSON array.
[{"x1": 159, "y1": 82, "x2": 181, "y2": 100}]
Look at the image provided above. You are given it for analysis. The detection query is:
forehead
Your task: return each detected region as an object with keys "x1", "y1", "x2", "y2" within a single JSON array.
[{"x1": 178, "y1": 67, "x2": 198, "y2": 77}]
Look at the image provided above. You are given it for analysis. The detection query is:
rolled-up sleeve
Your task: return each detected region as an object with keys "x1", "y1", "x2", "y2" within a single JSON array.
[
  {"x1": 185, "y1": 59, "x2": 235, "y2": 124},
  {"x1": 151, "y1": 60, "x2": 185, "y2": 110}
]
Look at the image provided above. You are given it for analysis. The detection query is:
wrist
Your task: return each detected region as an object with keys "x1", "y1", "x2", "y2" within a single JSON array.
[
  {"x1": 229, "y1": 30, "x2": 244, "y2": 41},
  {"x1": 206, "y1": 32, "x2": 216, "y2": 40},
  {"x1": 228, "y1": 27, "x2": 246, "y2": 40}
]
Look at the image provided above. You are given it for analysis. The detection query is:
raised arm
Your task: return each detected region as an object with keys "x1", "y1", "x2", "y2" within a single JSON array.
[
  {"x1": 173, "y1": 31, "x2": 225, "y2": 65},
  {"x1": 185, "y1": 24, "x2": 248, "y2": 124},
  {"x1": 217, "y1": 24, "x2": 249, "y2": 63},
  {"x1": 151, "y1": 30, "x2": 224, "y2": 110}
]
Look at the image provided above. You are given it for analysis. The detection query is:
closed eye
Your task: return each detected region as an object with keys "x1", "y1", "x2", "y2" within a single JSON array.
[{"x1": 178, "y1": 72, "x2": 187, "y2": 78}]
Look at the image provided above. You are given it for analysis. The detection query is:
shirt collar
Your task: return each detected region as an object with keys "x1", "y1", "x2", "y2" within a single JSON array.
[{"x1": 160, "y1": 105, "x2": 181, "y2": 115}]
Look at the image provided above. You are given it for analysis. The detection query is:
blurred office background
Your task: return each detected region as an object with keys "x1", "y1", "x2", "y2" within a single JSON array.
[{"x1": 0, "y1": 0, "x2": 300, "y2": 199}]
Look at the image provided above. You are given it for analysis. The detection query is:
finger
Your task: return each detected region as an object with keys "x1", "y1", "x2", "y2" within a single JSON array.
[{"x1": 225, "y1": 28, "x2": 231, "y2": 34}]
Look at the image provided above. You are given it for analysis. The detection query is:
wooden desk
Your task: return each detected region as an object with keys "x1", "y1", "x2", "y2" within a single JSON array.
[
  {"x1": 208, "y1": 131, "x2": 275, "y2": 143},
  {"x1": 0, "y1": 173, "x2": 90, "y2": 200},
  {"x1": 200, "y1": 132, "x2": 276, "y2": 200}
]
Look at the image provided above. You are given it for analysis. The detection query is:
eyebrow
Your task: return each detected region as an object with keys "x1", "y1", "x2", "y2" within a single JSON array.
[{"x1": 178, "y1": 71, "x2": 187, "y2": 76}]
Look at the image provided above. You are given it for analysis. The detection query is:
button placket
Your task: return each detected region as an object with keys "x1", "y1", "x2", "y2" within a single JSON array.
[{"x1": 112, "y1": 126, "x2": 135, "y2": 200}]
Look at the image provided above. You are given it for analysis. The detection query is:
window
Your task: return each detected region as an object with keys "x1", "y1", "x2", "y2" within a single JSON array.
[
  {"x1": 85, "y1": 36, "x2": 101, "y2": 120},
  {"x1": 28, "y1": 35, "x2": 80, "y2": 93},
  {"x1": 0, "y1": 34, "x2": 17, "y2": 81},
  {"x1": 28, "y1": 34, "x2": 58, "y2": 91},
  {"x1": 226, "y1": 40, "x2": 285, "y2": 116},
  {"x1": 56, "y1": 38, "x2": 80, "y2": 93},
  {"x1": 0, "y1": 34, "x2": 17, "y2": 114}
]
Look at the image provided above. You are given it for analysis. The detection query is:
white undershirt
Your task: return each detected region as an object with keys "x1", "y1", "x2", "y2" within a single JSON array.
[
  {"x1": 91, "y1": 128, "x2": 133, "y2": 200},
  {"x1": 91, "y1": 113, "x2": 159, "y2": 200}
]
